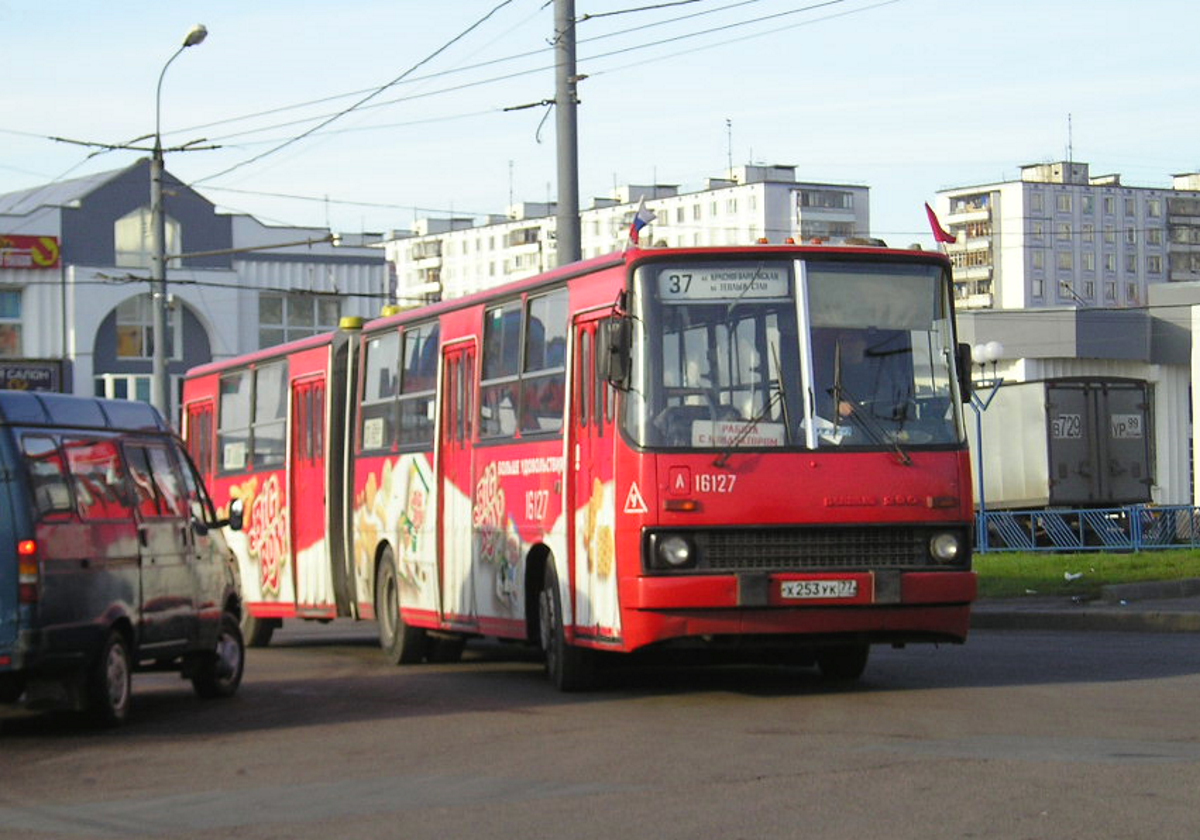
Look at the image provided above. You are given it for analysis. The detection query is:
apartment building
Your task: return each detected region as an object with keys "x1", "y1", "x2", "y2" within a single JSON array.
[
  {"x1": 384, "y1": 165, "x2": 870, "y2": 305},
  {"x1": 936, "y1": 161, "x2": 1200, "y2": 311}
]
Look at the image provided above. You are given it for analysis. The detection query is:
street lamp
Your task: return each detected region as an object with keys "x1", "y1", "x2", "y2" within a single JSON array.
[
  {"x1": 968, "y1": 341, "x2": 1004, "y2": 550},
  {"x1": 150, "y1": 23, "x2": 207, "y2": 420}
]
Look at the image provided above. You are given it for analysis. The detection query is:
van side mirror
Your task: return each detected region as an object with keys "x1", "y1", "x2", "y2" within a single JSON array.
[
  {"x1": 957, "y1": 343, "x2": 973, "y2": 403},
  {"x1": 598, "y1": 317, "x2": 632, "y2": 391},
  {"x1": 216, "y1": 497, "x2": 245, "y2": 532}
]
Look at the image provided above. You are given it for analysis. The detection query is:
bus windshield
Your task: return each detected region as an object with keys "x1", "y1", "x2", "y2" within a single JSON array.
[{"x1": 625, "y1": 258, "x2": 963, "y2": 451}]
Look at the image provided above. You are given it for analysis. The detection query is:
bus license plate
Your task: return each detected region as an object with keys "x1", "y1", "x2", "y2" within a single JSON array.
[{"x1": 781, "y1": 579, "x2": 858, "y2": 600}]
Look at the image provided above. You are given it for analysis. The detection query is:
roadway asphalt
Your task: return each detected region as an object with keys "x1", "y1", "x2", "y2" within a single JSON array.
[{"x1": 971, "y1": 578, "x2": 1200, "y2": 633}]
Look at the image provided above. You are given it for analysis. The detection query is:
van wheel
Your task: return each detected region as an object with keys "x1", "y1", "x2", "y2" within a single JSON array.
[
  {"x1": 87, "y1": 630, "x2": 132, "y2": 727},
  {"x1": 376, "y1": 548, "x2": 426, "y2": 664},
  {"x1": 241, "y1": 612, "x2": 277, "y2": 647},
  {"x1": 192, "y1": 613, "x2": 245, "y2": 699},
  {"x1": 816, "y1": 643, "x2": 869, "y2": 681},
  {"x1": 538, "y1": 562, "x2": 594, "y2": 691}
]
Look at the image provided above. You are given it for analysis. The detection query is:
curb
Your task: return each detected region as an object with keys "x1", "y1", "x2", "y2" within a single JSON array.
[
  {"x1": 971, "y1": 606, "x2": 1200, "y2": 634},
  {"x1": 972, "y1": 579, "x2": 1200, "y2": 634}
]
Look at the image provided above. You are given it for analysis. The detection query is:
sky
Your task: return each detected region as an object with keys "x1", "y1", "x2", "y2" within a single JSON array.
[{"x1": 2, "y1": 0, "x2": 1197, "y2": 250}]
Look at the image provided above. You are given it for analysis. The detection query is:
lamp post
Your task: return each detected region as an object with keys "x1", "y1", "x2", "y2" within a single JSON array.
[
  {"x1": 150, "y1": 23, "x2": 207, "y2": 419},
  {"x1": 968, "y1": 341, "x2": 1004, "y2": 550}
]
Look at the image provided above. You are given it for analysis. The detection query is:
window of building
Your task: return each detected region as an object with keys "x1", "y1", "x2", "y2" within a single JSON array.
[
  {"x1": 1083, "y1": 281, "x2": 1095, "y2": 298},
  {"x1": 1126, "y1": 254, "x2": 1138, "y2": 273},
  {"x1": 1104, "y1": 225, "x2": 1116, "y2": 244},
  {"x1": 1105, "y1": 254, "x2": 1117, "y2": 273},
  {"x1": 1104, "y1": 196, "x2": 1115, "y2": 215},
  {"x1": 1082, "y1": 223, "x2": 1094, "y2": 243},
  {"x1": 1083, "y1": 252, "x2": 1095, "y2": 272},
  {"x1": 1148, "y1": 198, "x2": 1162, "y2": 218},
  {"x1": 1032, "y1": 250, "x2": 1045, "y2": 269},
  {"x1": 1105, "y1": 281, "x2": 1117, "y2": 302},
  {"x1": 1031, "y1": 278, "x2": 1044, "y2": 298},
  {"x1": 1127, "y1": 283, "x2": 1139, "y2": 303},
  {"x1": 259, "y1": 292, "x2": 341, "y2": 348},
  {"x1": 113, "y1": 207, "x2": 181, "y2": 270},
  {"x1": 1147, "y1": 255, "x2": 1163, "y2": 274},
  {"x1": 798, "y1": 190, "x2": 854, "y2": 209},
  {"x1": 1057, "y1": 222, "x2": 1072, "y2": 240},
  {"x1": 1030, "y1": 192, "x2": 1044, "y2": 213},
  {"x1": 1082, "y1": 195, "x2": 1095, "y2": 215},
  {"x1": 94, "y1": 373, "x2": 152, "y2": 404},
  {"x1": 1056, "y1": 193, "x2": 1072, "y2": 213},
  {"x1": 1125, "y1": 228, "x2": 1137, "y2": 245},
  {"x1": 1057, "y1": 252, "x2": 1073, "y2": 270},
  {"x1": 1032, "y1": 220, "x2": 1046, "y2": 238},
  {"x1": 1147, "y1": 228, "x2": 1163, "y2": 246},
  {"x1": 0, "y1": 288, "x2": 21, "y2": 357},
  {"x1": 115, "y1": 294, "x2": 181, "y2": 361},
  {"x1": 1125, "y1": 198, "x2": 1136, "y2": 216},
  {"x1": 692, "y1": 204, "x2": 701, "y2": 221}
]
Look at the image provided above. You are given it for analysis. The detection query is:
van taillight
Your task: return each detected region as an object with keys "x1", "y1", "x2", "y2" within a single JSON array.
[{"x1": 18, "y1": 539, "x2": 38, "y2": 603}]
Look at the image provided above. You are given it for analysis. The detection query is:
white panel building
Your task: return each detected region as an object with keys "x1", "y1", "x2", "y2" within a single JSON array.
[{"x1": 385, "y1": 165, "x2": 870, "y2": 305}]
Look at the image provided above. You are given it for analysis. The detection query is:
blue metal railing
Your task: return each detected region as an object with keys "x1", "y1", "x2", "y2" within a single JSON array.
[{"x1": 976, "y1": 505, "x2": 1200, "y2": 552}]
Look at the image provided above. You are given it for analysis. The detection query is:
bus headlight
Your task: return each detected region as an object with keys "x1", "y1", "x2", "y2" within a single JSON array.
[
  {"x1": 657, "y1": 535, "x2": 695, "y2": 569},
  {"x1": 929, "y1": 532, "x2": 962, "y2": 564}
]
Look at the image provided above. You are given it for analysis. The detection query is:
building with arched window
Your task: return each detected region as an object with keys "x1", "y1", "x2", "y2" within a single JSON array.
[{"x1": 0, "y1": 159, "x2": 387, "y2": 425}]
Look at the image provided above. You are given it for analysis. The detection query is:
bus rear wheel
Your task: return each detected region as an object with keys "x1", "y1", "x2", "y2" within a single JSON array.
[
  {"x1": 241, "y1": 612, "x2": 278, "y2": 647},
  {"x1": 376, "y1": 548, "x2": 426, "y2": 665},
  {"x1": 538, "y1": 562, "x2": 594, "y2": 691}
]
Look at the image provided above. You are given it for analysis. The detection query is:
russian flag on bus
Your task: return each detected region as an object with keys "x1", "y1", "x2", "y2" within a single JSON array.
[{"x1": 629, "y1": 196, "x2": 656, "y2": 244}]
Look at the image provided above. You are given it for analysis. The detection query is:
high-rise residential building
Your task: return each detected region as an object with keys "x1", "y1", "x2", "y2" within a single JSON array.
[
  {"x1": 936, "y1": 162, "x2": 1200, "y2": 311},
  {"x1": 384, "y1": 165, "x2": 870, "y2": 305}
]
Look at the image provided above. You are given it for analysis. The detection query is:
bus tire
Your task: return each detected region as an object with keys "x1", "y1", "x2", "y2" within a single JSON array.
[
  {"x1": 86, "y1": 629, "x2": 132, "y2": 727},
  {"x1": 426, "y1": 634, "x2": 467, "y2": 663},
  {"x1": 816, "y1": 643, "x2": 869, "y2": 682},
  {"x1": 241, "y1": 612, "x2": 277, "y2": 648},
  {"x1": 538, "y1": 562, "x2": 594, "y2": 691},
  {"x1": 192, "y1": 612, "x2": 246, "y2": 699},
  {"x1": 376, "y1": 548, "x2": 426, "y2": 665}
]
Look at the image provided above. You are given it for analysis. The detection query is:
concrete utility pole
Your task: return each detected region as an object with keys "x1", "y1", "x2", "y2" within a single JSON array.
[
  {"x1": 554, "y1": 0, "x2": 581, "y2": 266},
  {"x1": 150, "y1": 24, "x2": 207, "y2": 420}
]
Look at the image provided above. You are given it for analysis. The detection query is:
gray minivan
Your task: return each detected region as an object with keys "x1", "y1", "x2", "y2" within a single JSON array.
[{"x1": 0, "y1": 391, "x2": 245, "y2": 725}]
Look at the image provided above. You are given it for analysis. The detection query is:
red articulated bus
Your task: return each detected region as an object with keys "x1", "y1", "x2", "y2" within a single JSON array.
[{"x1": 182, "y1": 244, "x2": 978, "y2": 689}]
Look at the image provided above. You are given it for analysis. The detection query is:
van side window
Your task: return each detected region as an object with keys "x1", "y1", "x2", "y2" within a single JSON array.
[
  {"x1": 62, "y1": 437, "x2": 132, "y2": 520},
  {"x1": 124, "y1": 443, "x2": 186, "y2": 518},
  {"x1": 20, "y1": 434, "x2": 73, "y2": 516}
]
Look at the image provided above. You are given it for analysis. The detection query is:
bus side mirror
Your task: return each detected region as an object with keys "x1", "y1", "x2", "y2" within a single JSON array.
[
  {"x1": 599, "y1": 317, "x2": 632, "y2": 391},
  {"x1": 957, "y1": 343, "x2": 973, "y2": 403}
]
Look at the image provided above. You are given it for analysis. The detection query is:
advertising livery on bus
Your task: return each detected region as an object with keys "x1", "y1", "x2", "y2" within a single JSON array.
[{"x1": 182, "y1": 243, "x2": 977, "y2": 689}]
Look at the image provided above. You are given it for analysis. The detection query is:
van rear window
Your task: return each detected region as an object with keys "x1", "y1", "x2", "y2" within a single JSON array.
[{"x1": 20, "y1": 434, "x2": 73, "y2": 516}]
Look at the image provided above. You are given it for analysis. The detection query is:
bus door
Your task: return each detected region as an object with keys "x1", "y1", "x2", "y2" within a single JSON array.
[
  {"x1": 291, "y1": 375, "x2": 336, "y2": 615},
  {"x1": 438, "y1": 341, "x2": 477, "y2": 628},
  {"x1": 570, "y1": 313, "x2": 620, "y2": 638}
]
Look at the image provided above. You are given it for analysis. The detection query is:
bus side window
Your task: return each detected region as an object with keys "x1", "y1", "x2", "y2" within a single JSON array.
[{"x1": 480, "y1": 301, "x2": 522, "y2": 438}]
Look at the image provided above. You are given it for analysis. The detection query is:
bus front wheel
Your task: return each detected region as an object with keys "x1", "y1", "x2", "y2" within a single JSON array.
[
  {"x1": 815, "y1": 643, "x2": 870, "y2": 681},
  {"x1": 538, "y1": 562, "x2": 594, "y2": 691}
]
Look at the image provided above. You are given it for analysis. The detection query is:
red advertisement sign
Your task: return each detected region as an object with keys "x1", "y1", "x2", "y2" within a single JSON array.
[{"x1": 0, "y1": 235, "x2": 61, "y2": 269}]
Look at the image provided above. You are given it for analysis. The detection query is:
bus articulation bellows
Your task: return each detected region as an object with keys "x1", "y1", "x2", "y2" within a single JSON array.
[{"x1": 182, "y1": 244, "x2": 977, "y2": 689}]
